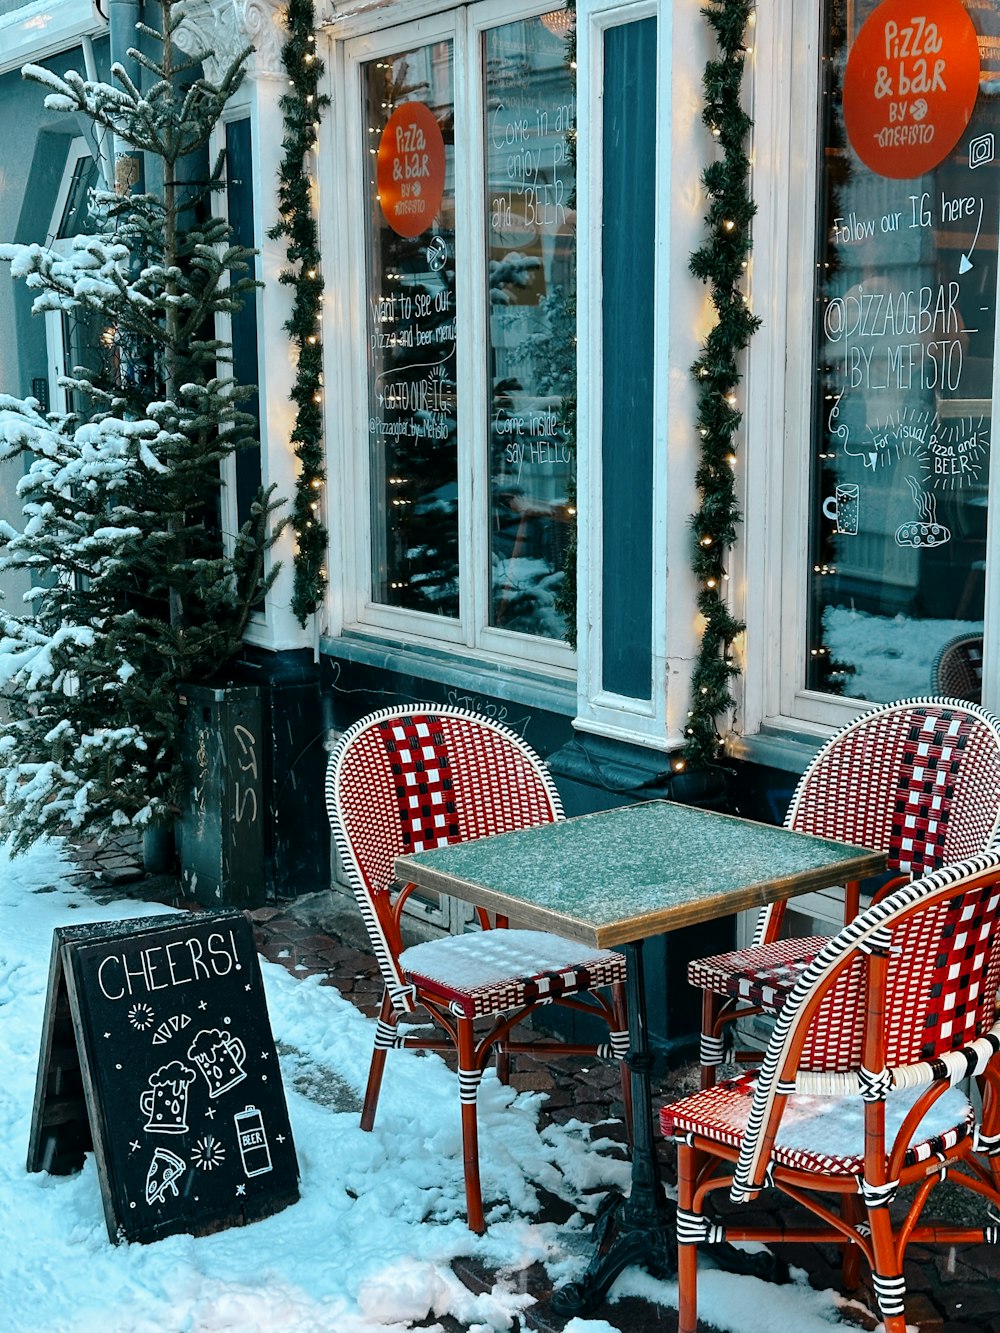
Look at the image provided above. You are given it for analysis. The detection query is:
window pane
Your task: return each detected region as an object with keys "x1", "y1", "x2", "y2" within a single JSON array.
[
  {"x1": 484, "y1": 15, "x2": 576, "y2": 639},
  {"x1": 807, "y1": 1, "x2": 998, "y2": 703},
  {"x1": 363, "y1": 44, "x2": 459, "y2": 617}
]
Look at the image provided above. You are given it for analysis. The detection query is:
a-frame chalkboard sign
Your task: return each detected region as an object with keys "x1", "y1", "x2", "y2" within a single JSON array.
[{"x1": 27, "y1": 910, "x2": 299, "y2": 1244}]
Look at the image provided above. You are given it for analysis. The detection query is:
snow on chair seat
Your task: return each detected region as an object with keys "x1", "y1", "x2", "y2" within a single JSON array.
[
  {"x1": 400, "y1": 928, "x2": 627, "y2": 1020},
  {"x1": 662, "y1": 1072, "x2": 974, "y2": 1177}
]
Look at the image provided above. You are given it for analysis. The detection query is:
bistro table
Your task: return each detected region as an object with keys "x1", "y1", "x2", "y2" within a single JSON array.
[{"x1": 395, "y1": 799, "x2": 886, "y2": 1315}]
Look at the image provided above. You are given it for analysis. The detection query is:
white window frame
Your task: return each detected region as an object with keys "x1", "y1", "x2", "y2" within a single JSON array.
[
  {"x1": 572, "y1": 0, "x2": 676, "y2": 749},
  {"x1": 738, "y1": 0, "x2": 1000, "y2": 749},
  {"x1": 326, "y1": 0, "x2": 581, "y2": 677}
]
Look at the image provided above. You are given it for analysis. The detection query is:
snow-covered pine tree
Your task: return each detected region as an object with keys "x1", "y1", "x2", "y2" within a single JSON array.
[{"x1": 0, "y1": 1, "x2": 282, "y2": 853}]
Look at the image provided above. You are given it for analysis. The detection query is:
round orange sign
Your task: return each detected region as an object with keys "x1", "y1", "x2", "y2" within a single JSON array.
[
  {"x1": 843, "y1": 0, "x2": 980, "y2": 180},
  {"x1": 376, "y1": 102, "x2": 446, "y2": 239}
]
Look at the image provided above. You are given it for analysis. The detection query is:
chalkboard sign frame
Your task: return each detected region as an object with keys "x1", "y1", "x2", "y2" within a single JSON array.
[{"x1": 28, "y1": 910, "x2": 299, "y2": 1244}]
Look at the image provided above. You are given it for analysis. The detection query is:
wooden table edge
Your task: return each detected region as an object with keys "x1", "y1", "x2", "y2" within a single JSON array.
[{"x1": 393, "y1": 848, "x2": 887, "y2": 950}]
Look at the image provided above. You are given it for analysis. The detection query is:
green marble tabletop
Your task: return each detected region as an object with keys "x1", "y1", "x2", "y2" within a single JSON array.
[{"x1": 394, "y1": 800, "x2": 886, "y2": 948}]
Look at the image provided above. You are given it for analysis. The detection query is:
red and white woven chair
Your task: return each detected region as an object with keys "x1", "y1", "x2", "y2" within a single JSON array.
[
  {"x1": 690, "y1": 697, "x2": 1000, "y2": 1088},
  {"x1": 325, "y1": 705, "x2": 630, "y2": 1233},
  {"x1": 662, "y1": 851, "x2": 1000, "y2": 1333},
  {"x1": 933, "y1": 633, "x2": 984, "y2": 703}
]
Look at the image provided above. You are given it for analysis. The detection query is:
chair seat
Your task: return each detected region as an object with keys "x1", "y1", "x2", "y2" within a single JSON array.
[
  {"x1": 400, "y1": 928, "x2": 627, "y2": 1019},
  {"x1": 661, "y1": 1073, "x2": 974, "y2": 1177},
  {"x1": 688, "y1": 935, "x2": 831, "y2": 1011}
]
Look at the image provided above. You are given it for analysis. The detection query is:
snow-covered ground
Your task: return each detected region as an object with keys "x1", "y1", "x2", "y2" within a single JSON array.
[{"x1": 0, "y1": 839, "x2": 858, "y2": 1332}]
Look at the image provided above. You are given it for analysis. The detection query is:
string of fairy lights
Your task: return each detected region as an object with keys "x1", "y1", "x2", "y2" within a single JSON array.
[
  {"x1": 270, "y1": 0, "x2": 330, "y2": 627},
  {"x1": 682, "y1": 0, "x2": 761, "y2": 770}
]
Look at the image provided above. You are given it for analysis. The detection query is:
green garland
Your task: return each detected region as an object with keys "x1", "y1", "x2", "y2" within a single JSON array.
[
  {"x1": 683, "y1": 0, "x2": 761, "y2": 768},
  {"x1": 269, "y1": 0, "x2": 330, "y2": 626}
]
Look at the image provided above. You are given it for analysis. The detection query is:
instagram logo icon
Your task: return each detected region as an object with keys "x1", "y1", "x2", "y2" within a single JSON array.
[{"x1": 969, "y1": 134, "x2": 994, "y2": 170}]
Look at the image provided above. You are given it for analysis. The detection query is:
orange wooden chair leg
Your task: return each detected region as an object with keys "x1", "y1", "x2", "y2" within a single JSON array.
[
  {"x1": 676, "y1": 1142, "x2": 700, "y2": 1333},
  {"x1": 457, "y1": 1017, "x2": 486, "y2": 1233},
  {"x1": 841, "y1": 1193, "x2": 864, "y2": 1292},
  {"x1": 495, "y1": 1046, "x2": 511, "y2": 1085},
  {"x1": 361, "y1": 991, "x2": 395, "y2": 1133}
]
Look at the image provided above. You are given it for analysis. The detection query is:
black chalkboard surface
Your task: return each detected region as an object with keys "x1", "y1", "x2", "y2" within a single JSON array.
[{"x1": 27, "y1": 910, "x2": 299, "y2": 1244}]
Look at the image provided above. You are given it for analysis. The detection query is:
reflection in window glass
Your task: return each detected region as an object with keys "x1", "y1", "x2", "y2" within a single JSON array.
[
  {"x1": 362, "y1": 45, "x2": 459, "y2": 617},
  {"x1": 58, "y1": 151, "x2": 113, "y2": 418},
  {"x1": 807, "y1": 1, "x2": 998, "y2": 703},
  {"x1": 485, "y1": 16, "x2": 576, "y2": 639},
  {"x1": 59, "y1": 151, "x2": 103, "y2": 238}
]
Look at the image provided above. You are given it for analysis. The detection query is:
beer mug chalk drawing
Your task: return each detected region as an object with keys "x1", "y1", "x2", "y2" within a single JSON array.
[
  {"x1": 823, "y1": 483, "x2": 860, "y2": 535},
  {"x1": 140, "y1": 1061, "x2": 197, "y2": 1135},
  {"x1": 187, "y1": 1028, "x2": 248, "y2": 1099}
]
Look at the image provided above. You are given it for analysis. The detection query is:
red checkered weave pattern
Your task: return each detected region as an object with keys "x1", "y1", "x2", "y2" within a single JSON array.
[
  {"x1": 688, "y1": 936, "x2": 828, "y2": 1011},
  {"x1": 887, "y1": 881, "x2": 1000, "y2": 1066},
  {"x1": 788, "y1": 884, "x2": 1000, "y2": 1073},
  {"x1": 377, "y1": 715, "x2": 461, "y2": 855},
  {"x1": 887, "y1": 711, "x2": 971, "y2": 874},
  {"x1": 330, "y1": 708, "x2": 562, "y2": 898},
  {"x1": 934, "y1": 635, "x2": 984, "y2": 704},
  {"x1": 660, "y1": 1073, "x2": 974, "y2": 1177},
  {"x1": 790, "y1": 702, "x2": 1000, "y2": 874}
]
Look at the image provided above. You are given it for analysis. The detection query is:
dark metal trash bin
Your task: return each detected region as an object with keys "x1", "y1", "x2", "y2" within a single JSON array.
[{"x1": 177, "y1": 683, "x2": 266, "y2": 909}]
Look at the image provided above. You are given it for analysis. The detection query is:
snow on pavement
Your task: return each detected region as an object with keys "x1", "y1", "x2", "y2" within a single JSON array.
[{"x1": 0, "y1": 838, "x2": 852, "y2": 1332}]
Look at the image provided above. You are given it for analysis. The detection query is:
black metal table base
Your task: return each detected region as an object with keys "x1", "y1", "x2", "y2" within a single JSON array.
[
  {"x1": 550, "y1": 1186, "x2": 676, "y2": 1317},
  {"x1": 550, "y1": 1186, "x2": 789, "y2": 1318},
  {"x1": 550, "y1": 941, "x2": 789, "y2": 1319}
]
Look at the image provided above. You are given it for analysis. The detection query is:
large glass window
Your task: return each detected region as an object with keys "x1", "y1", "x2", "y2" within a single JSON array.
[
  {"x1": 356, "y1": 10, "x2": 577, "y2": 654},
  {"x1": 485, "y1": 18, "x2": 576, "y2": 639},
  {"x1": 807, "y1": 1, "x2": 999, "y2": 703},
  {"x1": 363, "y1": 42, "x2": 459, "y2": 617}
]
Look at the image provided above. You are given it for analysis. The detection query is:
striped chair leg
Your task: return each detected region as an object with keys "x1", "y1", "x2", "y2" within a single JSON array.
[
  {"x1": 361, "y1": 990, "x2": 397, "y2": 1132},
  {"x1": 458, "y1": 1017, "x2": 486, "y2": 1234},
  {"x1": 676, "y1": 1140, "x2": 700, "y2": 1333},
  {"x1": 700, "y1": 989, "x2": 726, "y2": 1090},
  {"x1": 867, "y1": 1207, "x2": 907, "y2": 1333}
]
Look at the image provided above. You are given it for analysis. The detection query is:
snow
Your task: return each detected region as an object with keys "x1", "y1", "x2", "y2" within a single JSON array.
[{"x1": 0, "y1": 841, "x2": 856, "y2": 1332}]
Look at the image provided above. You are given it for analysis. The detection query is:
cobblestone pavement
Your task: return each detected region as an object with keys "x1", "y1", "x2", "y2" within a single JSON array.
[{"x1": 69, "y1": 839, "x2": 1000, "y2": 1332}]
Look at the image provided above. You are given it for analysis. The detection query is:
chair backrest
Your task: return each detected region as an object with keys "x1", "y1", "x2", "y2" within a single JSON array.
[
  {"x1": 785, "y1": 697, "x2": 1000, "y2": 877},
  {"x1": 733, "y1": 850, "x2": 1000, "y2": 1199},
  {"x1": 325, "y1": 706, "x2": 563, "y2": 995},
  {"x1": 933, "y1": 634, "x2": 984, "y2": 703}
]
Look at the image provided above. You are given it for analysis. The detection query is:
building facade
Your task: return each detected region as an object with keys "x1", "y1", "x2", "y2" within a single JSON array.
[{"x1": 2, "y1": 0, "x2": 998, "y2": 1048}]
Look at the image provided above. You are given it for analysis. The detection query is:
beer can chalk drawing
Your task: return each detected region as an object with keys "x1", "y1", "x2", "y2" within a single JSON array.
[{"x1": 234, "y1": 1105, "x2": 273, "y2": 1177}]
